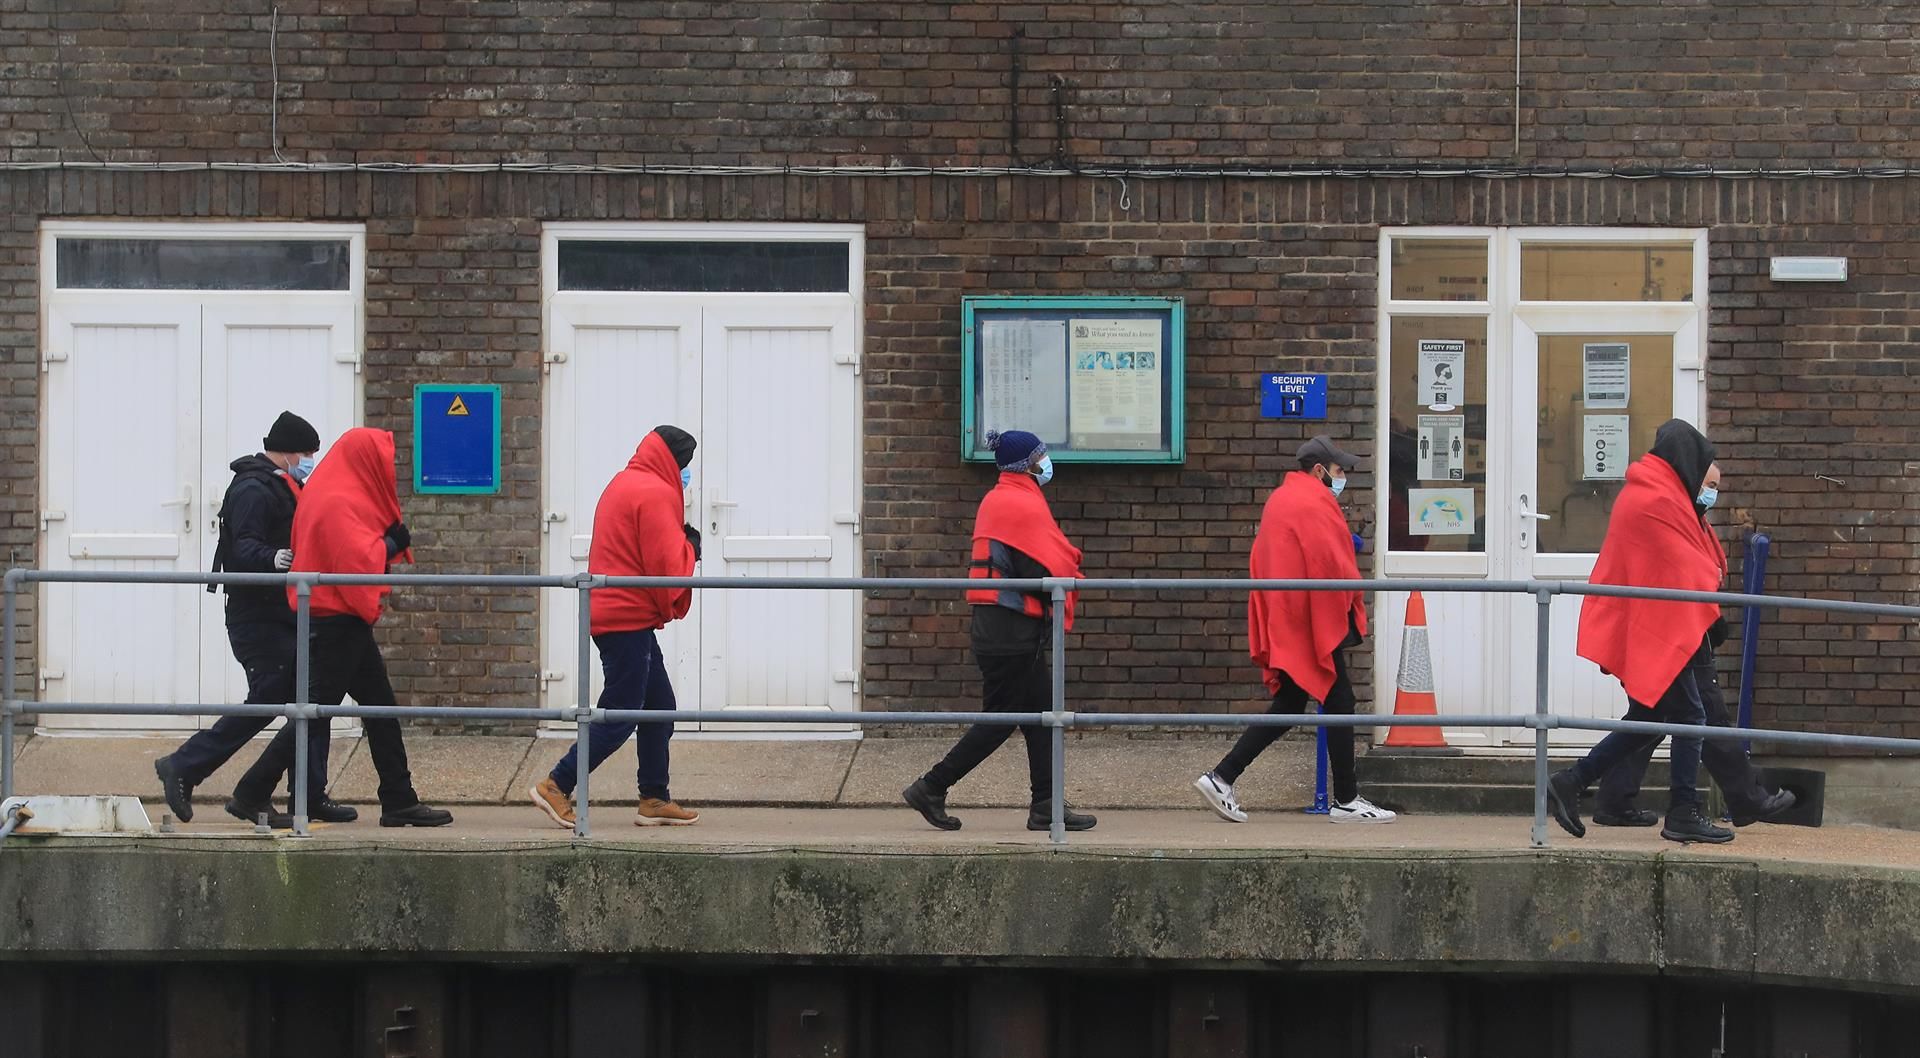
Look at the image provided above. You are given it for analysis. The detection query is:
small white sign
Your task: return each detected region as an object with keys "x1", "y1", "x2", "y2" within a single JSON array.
[
  {"x1": 1416, "y1": 414, "x2": 1467, "y2": 482},
  {"x1": 1582, "y1": 342, "x2": 1631, "y2": 409},
  {"x1": 1417, "y1": 339, "x2": 1466, "y2": 410},
  {"x1": 1409, "y1": 488, "x2": 1475, "y2": 537},
  {"x1": 1583, "y1": 415, "x2": 1630, "y2": 480}
]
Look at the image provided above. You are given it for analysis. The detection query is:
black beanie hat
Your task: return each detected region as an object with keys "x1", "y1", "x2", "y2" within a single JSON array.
[
  {"x1": 653, "y1": 425, "x2": 697, "y2": 468},
  {"x1": 263, "y1": 411, "x2": 321, "y2": 453}
]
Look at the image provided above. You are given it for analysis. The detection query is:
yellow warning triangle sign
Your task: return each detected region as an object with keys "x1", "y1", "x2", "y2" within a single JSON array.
[{"x1": 446, "y1": 395, "x2": 470, "y2": 417}]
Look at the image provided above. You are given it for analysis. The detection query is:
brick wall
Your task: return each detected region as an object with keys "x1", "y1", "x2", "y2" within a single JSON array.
[
  {"x1": 5, "y1": 169, "x2": 1920, "y2": 747},
  {"x1": 3, "y1": 2, "x2": 1918, "y2": 168}
]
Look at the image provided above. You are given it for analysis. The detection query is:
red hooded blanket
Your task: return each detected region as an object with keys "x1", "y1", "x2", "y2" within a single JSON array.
[
  {"x1": 1576, "y1": 454, "x2": 1726, "y2": 705},
  {"x1": 966, "y1": 472, "x2": 1083, "y2": 628},
  {"x1": 1248, "y1": 471, "x2": 1366, "y2": 701},
  {"x1": 589, "y1": 432, "x2": 697, "y2": 635},
  {"x1": 287, "y1": 428, "x2": 408, "y2": 624}
]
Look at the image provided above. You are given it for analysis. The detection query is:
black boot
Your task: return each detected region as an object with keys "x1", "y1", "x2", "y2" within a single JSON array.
[
  {"x1": 300, "y1": 797, "x2": 360, "y2": 824},
  {"x1": 1731, "y1": 788, "x2": 1796, "y2": 827},
  {"x1": 380, "y1": 803, "x2": 454, "y2": 828},
  {"x1": 225, "y1": 797, "x2": 292, "y2": 830},
  {"x1": 903, "y1": 778, "x2": 961, "y2": 831},
  {"x1": 1027, "y1": 799, "x2": 1096, "y2": 832},
  {"x1": 1592, "y1": 802, "x2": 1659, "y2": 827},
  {"x1": 1661, "y1": 802, "x2": 1734, "y2": 845},
  {"x1": 154, "y1": 755, "x2": 195, "y2": 823},
  {"x1": 1546, "y1": 769, "x2": 1586, "y2": 839}
]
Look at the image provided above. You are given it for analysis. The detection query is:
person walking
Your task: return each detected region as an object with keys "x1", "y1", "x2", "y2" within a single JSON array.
[
  {"x1": 1193, "y1": 436, "x2": 1397, "y2": 824},
  {"x1": 152, "y1": 412, "x2": 355, "y2": 826},
  {"x1": 227, "y1": 427, "x2": 452, "y2": 828},
  {"x1": 530, "y1": 426, "x2": 703, "y2": 829},
  {"x1": 1558, "y1": 443, "x2": 1794, "y2": 835},
  {"x1": 902, "y1": 429, "x2": 1094, "y2": 832}
]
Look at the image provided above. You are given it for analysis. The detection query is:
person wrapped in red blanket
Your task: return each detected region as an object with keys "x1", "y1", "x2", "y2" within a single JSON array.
[
  {"x1": 903, "y1": 429, "x2": 1095, "y2": 832},
  {"x1": 1545, "y1": 419, "x2": 1792, "y2": 845},
  {"x1": 228, "y1": 427, "x2": 452, "y2": 828},
  {"x1": 1193, "y1": 436, "x2": 1397, "y2": 825}
]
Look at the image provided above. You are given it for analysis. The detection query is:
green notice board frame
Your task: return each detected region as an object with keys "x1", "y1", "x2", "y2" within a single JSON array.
[
  {"x1": 961, "y1": 295, "x2": 1185, "y2": 464},
  {"x1": 412, "y1": 384, "x2": 503, "y2": 495}
]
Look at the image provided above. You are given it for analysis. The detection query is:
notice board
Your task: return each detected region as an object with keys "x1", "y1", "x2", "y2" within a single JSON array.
[
  {"x1": 960, "y1": 296, "x2": 1185, "y2": 464},
  {"x1": 413, "y1": 384, "x2": 502, "y2": 495}
]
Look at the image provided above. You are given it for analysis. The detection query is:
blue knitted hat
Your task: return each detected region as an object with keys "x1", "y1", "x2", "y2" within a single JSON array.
[{"x1": 985, "y1": 429, "x2": 1046, "y2": 471}]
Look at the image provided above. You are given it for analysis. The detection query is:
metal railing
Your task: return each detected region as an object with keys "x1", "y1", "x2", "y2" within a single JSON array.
[{"x1": 5, "y1": 567, "x2": 1920, "y2": 846}]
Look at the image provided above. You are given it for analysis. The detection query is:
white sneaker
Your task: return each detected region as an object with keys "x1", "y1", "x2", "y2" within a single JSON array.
[
  {"x1": 1193, "y1": 772, "x2": 1248, "y2": 823},
  {"x1": 1329, "y1": 795, "x2": 1397, "y2": 823}
]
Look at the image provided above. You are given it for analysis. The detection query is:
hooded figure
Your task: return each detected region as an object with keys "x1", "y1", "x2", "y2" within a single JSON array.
[
  {"x1": 531, "y1": 427, "x2": 704, "y2": 830},
  {"x1": 227, "y1": 427, "x2": 452, "y2": 830},
  {"x1": 1547, "y1": 419, "x2": 1743, "y2": 846}
]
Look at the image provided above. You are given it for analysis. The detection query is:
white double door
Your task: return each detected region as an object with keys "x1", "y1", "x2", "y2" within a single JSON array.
[
  {"x1": 542, "y1": 296, "x2": 862, "y2": 731},
  {"x1": 1375, "y1": 304, "x2": 1703, "y2": 747},
  {"x1": 40, "y1": 297, "x2": 359, "y2": 730}
]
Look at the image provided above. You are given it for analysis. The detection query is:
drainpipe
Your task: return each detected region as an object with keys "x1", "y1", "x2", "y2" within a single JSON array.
[{"x1": 0, "y1": 802, "x2": 31, "y2": 847}]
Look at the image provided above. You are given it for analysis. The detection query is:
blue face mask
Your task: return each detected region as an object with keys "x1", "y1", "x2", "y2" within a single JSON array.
[
  {"x1": 680, "y1": 467, "x2": 693, "y2": 490},
  {"x1": 1329, "y1": 474, "x2": 1347, "y2": 497},
  {"x1": 1033, "y1": 457, "x2": 1054, "y2": 487},
  {"x1": 290, "y1": 455, "x2": 316, "y2": 482},
  {"x1": 1697, "y1": 486, "x2": 1717, "y2": 510}
]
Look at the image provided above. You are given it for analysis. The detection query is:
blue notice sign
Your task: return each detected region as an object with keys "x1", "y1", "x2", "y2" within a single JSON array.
[
  {"x1": 413, "y1": 384, "x2": 502, "y2": 495},
  {"x1": 1260, "y1": 373, "x2": 1328, "y2": 420}
]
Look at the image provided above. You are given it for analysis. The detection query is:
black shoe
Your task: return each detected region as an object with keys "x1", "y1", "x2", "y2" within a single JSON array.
[
  {"x1": 1731, "y1": 788, "x2": 1796, "y2": 827},
  {"x1": 903, "y1": 779, "x2": 961, "y2": 831},
  {"x1": 1546, "y1": 770, "x2": 1586, "y2": 839},
  {"x1": 379, "y1": 803, "x2": 453, "y2": 828},
  {"x1": 1027, "y1": 799, "x2": 1097, "y2": 832},
  {"x1": 154, "y1": 755, "x2": 195, "y2": 823},
  {"x1": 1661, "y1": 803, "x2": 1735, "y2": 845},
  {"x1": 224, "y1": 798, "x2": 292, "y2": 830},
  {"x1": 1592, "y1": 804, "x2": 1659, "y2": 827},
  {"x1": 301, "y1": 798, "x2": 359, "y2": 824}
]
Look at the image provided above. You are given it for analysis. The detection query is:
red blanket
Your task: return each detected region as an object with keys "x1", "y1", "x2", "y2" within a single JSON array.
[
  {"x1": 1577, "y1": 454, "x2": 1727, "y2": 704},
  {"x1": 286, "y1": 428, "x2": 408, "y2": 624},
  {"x1": 589, "y1": 432, "x2": 697, "y2": 634},
  {"x1": 972, "y1": 471, "x2": 1083, "y2": 628},
  {"x1": 1248, "y1": 471, "x2": 1366, "y2": 700}
]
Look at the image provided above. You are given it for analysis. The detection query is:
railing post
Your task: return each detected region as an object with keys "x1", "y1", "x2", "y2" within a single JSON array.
[
  {"x1": 574, "y1": 574, "x2": 593, "y2": 839},
  {"x1": 292, "y1": 578, "x2": 312, "y2": 838},
  {"x1": 1048, "y1": 581, "x2": 1067, "y2": 845},
  {"x1": 1530, "y1": 586, "x2": 1553, "y2": 849},
  {"x1": 2, "y1": 569, "x2": 17, "y2": 800}
]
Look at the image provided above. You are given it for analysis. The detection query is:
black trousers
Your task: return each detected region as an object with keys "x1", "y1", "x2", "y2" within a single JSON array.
[
  {"x1": 167, "y1": 621, "x2": 329, "y2": 798},
  {"x1": 1595, "y1": 641, "x2": 1770, "y2": 814},
  {"x1": 1214, "y1": 647, "x2": 1359, "y2": 805},
  {"x1": 232, "y1": 617, "x2": 421, "y2": 812},
  {"x1": 924, "y1": 646, "x2": 1053, "y2": 803}
]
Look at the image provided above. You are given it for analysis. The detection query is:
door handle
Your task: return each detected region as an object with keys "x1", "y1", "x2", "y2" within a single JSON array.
[
  {"x1": 709, "y1": 499, "x2": 738, "y2": 534},
  {"x1": 161, "y1": 486, "x2": 193, "y2": 533},
  {"x1": 1520, "y1": 511, "x2": 1552, "y2": 521}
]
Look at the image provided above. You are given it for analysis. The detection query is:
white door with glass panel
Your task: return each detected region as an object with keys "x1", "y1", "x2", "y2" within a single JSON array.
[
  {"x1": 38, "y1": 225, "x2": 363, "y2": 732},
  {"x1": 540, "y1": 226, "x2": 863, "y2": 734},
  {"x1": 1374, "y1": 230, "x2": 1708, "y2": 747}
]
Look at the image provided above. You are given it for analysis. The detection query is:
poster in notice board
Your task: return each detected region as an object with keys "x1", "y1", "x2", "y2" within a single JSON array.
[{"x1": 961, "y1": 296, "x2": 1185, "y2": 464}]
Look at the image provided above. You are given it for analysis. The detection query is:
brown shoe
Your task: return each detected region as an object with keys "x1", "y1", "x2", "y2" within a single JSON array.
[
  {"x1": 636, "y1": 798, "x2": 699, "y2": 826},
  {"x1": 529, "y1": 776, "x2": 575, "y2": 829}
]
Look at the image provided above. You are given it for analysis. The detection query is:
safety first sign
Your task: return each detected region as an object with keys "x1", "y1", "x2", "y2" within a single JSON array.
[{"x1": 413, "y1": 384, "x2": 502, "y2": 495}]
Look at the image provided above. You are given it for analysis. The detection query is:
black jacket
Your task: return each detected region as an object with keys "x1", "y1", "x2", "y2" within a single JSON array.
[{"x1": 212, "y1": 454, "x2": 297, "y2": 626}]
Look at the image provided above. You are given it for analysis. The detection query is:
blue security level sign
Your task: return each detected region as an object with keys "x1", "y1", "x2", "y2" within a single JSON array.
[
  {"x1": 413, "y1": 384, "x2": 502, "y2": 495},
  {"x1": 1260, "y1": 373, "x2": 1329, "y2": 420}
]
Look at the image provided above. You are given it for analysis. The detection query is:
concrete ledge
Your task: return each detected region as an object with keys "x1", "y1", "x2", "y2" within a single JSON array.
[{"x1": 2, "y1": 830, "x2": 1916, "y2": 996}]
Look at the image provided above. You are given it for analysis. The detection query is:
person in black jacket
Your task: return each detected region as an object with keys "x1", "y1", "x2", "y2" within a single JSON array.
[{"x1": 152, "y1": 412, "x2": 356, "y2": 827}]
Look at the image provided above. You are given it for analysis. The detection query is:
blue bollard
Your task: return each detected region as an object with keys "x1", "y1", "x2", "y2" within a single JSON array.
[
  {"x1": 1305, "y1": 709, "x2": 1330, "y2": 815},
  {"x1": 1737, "y1": 532, "x2": 1771, "y2": 754}
]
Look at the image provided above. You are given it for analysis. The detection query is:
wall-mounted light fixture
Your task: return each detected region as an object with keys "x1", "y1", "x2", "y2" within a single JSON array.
[{"x1": 1769, "y1": 257, "x2": 1849, "y2": 282}]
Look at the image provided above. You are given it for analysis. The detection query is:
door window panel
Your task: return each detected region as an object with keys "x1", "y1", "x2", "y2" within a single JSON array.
[
  {"x1": 1521, "y1": 243, "x2": 1694, "y2": 302},
  {"x1": 56, "y1": 239, "x2": 351, "y2": 291},
  {"x1": 1535, "y1": 333, "x2": 1675, "y2": 553},
  {"x1": 1386, "y1": 317, "x2": 1488, "y2": 554},
  {"x1": 1389, "y1": 238, "x2": 1489, "y2": 302}
]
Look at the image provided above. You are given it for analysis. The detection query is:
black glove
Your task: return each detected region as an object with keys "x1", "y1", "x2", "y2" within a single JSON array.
[
  {"x1": 683, "y1": 523, "x2": 703, "y2": 561},
  {"x1": 1708, "y1": 615, "x2": 1730, "y2": 648},
  {"x1": 385, "y1": 520, "x2": 411, "y2": 557}
]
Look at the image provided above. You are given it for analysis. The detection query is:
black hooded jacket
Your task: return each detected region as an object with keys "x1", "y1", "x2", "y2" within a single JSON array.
[
  {"x1": 1650, "y1": 419, "x2": 1714, "y2": 515},
  {"x1": 211, "y1": 454, "x2": 298, "y2": 625}
]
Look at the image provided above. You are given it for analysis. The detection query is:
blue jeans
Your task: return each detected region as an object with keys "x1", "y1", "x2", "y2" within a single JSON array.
[
  {"x1": 1569, "y1": 638, "x2": 1708, "y2": 808},
  {"x1": 550, "y1": 630, "x2": 677, "y2": 802}
]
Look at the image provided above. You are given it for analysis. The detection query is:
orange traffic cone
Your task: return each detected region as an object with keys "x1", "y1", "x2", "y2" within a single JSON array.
[{"x1": 1383, "y1": 591, "x2": 1449, "y2": 749}]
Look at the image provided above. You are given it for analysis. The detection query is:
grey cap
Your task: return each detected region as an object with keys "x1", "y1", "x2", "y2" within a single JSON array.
[{"x1": 1297, "y1": 434, "x2": 1361, "y2": 470}]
